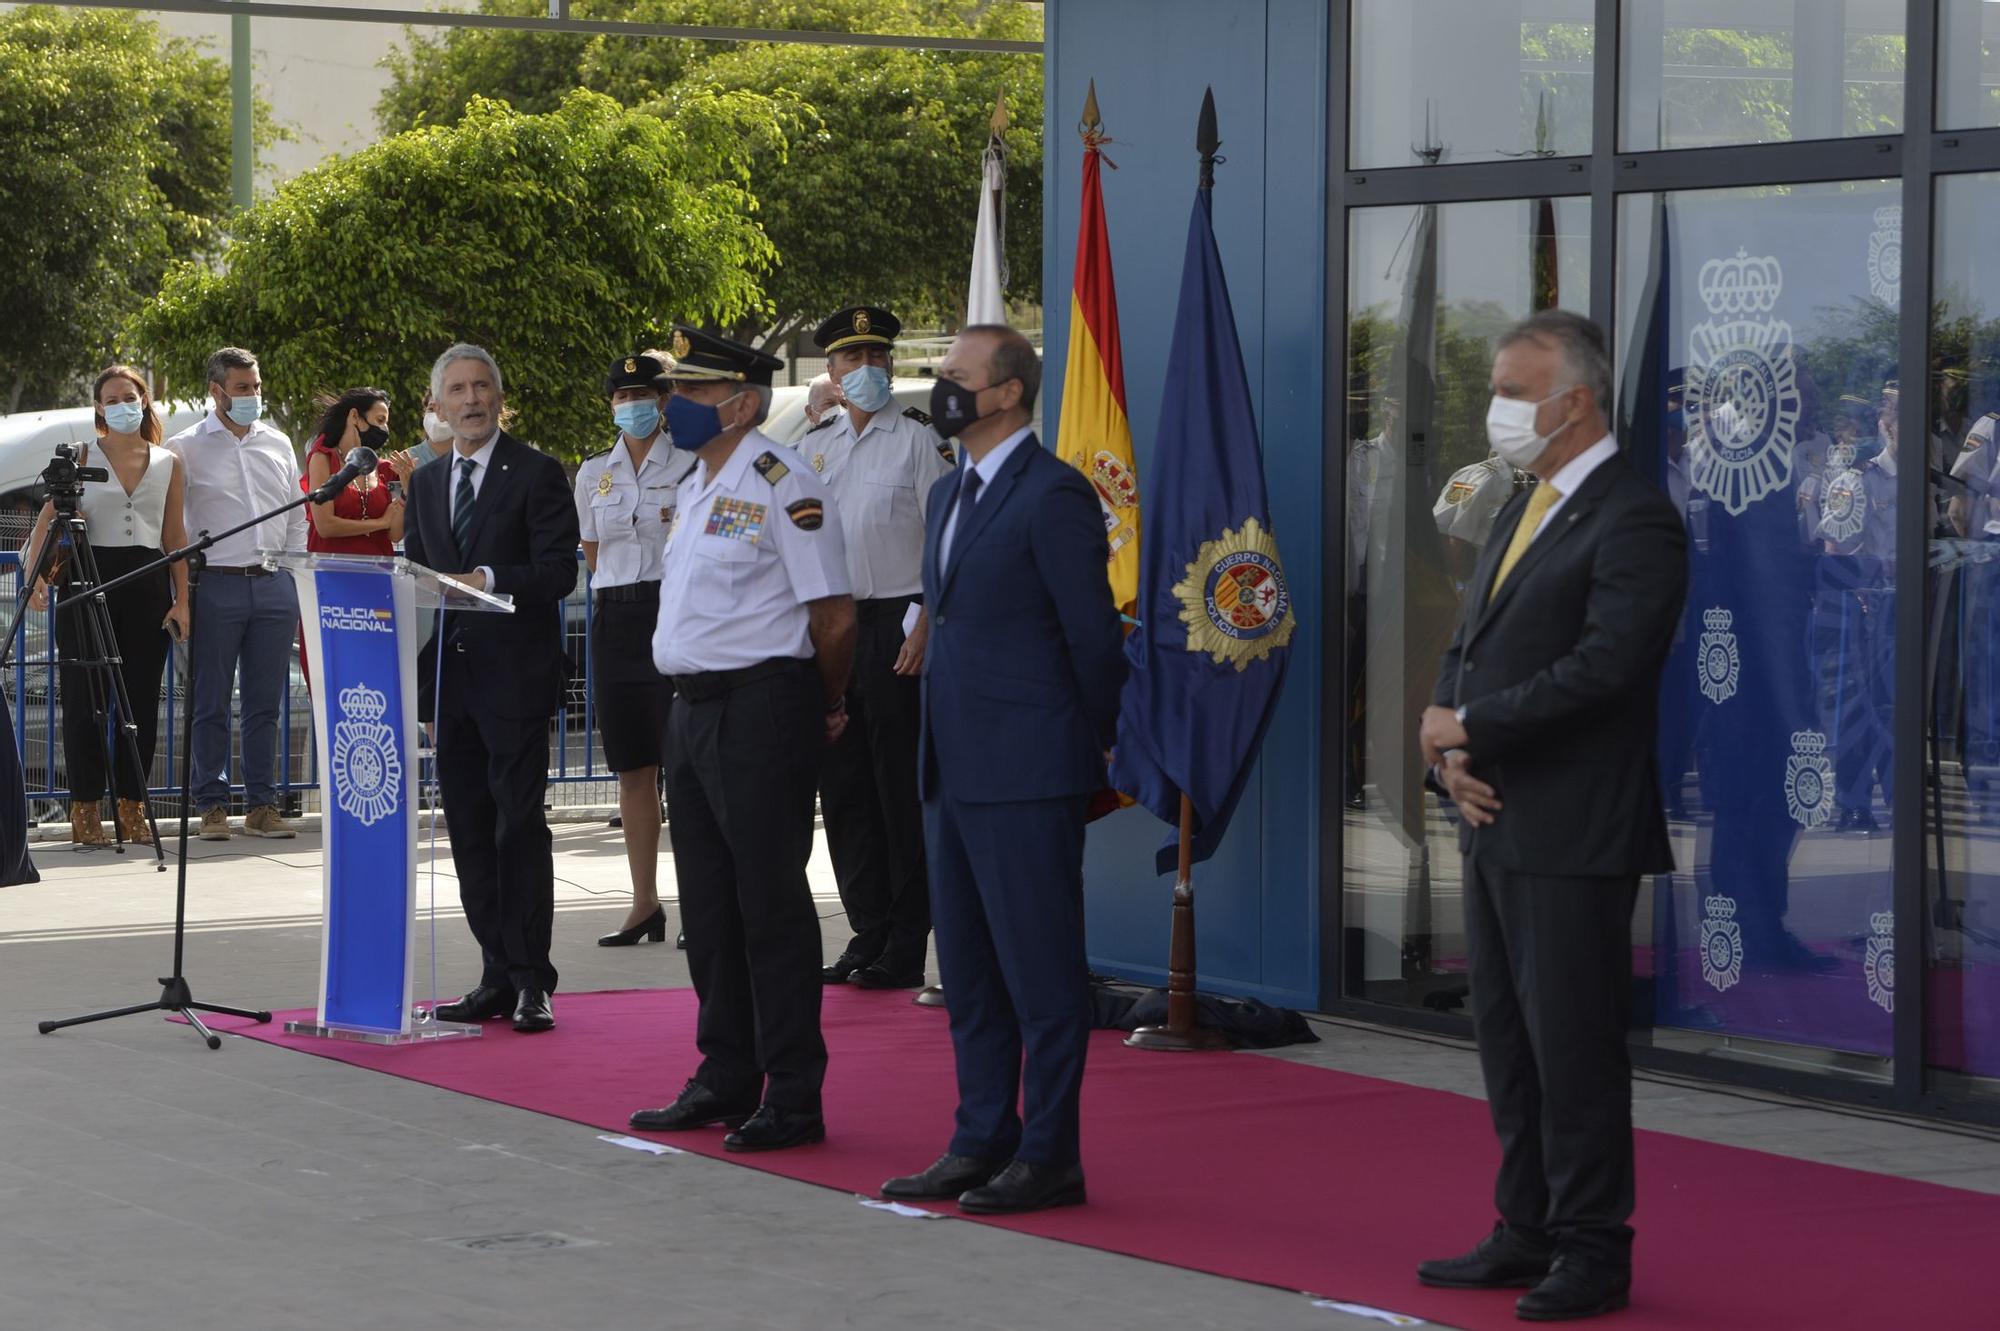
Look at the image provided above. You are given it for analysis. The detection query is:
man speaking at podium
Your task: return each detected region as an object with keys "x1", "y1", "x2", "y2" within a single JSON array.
[{"x1": 404, "y1": 343, "x2": 580, "y2": 1034}]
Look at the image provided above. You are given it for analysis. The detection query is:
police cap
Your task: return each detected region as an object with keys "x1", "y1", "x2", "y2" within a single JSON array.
[
  {"x1": 606, "y1": 354, "x2": 669, "y2": 395},
  {"x1": 657, "y1": 326, "x2": 785, "y2": 387},
  {"x1": 813, "y1": 306, "x2": 901, "y2": 354}
]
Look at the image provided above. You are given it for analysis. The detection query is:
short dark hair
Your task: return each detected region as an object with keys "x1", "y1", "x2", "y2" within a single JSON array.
[
  {"x1": 206, "y1": 346, "x2": 258, "y2": 387},
  {"x1": 965, "y1": 324, "x2": 1041, "y2": 414},
  {"x1": 1495, "y1": 310, "x2": 1612, "y2": 416}
]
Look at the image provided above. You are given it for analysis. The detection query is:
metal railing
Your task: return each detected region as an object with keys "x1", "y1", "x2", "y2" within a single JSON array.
[{"x1": 2, "y1": 550, "x2": 617, "y2": 812}]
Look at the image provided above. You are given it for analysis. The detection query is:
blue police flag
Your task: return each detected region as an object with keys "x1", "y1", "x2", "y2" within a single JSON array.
[{"x1": 1110, "y1": 90, "x2": 1297, "y2": 875}]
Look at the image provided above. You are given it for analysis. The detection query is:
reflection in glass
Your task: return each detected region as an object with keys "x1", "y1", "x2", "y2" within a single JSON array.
[
  {"x1": 1620, "y1": 0, "x2": 1905, "y2": 151},
  {"x1": 1618, "y1": 181, "x2": 1900, "y2": 1068},
  {"x1": 1939, "y1": 0, "x2": 2000, "y2": 129},
  {"x1": 1349, "y1": 1, "x2": 1593, "y2": 169},
  {"x1": 1927, "y1": 173, "x2": 2000, "y2": 1094},
  {"x1": 1342, "y1": 198, "x2": 1588, "y2": 1009}
]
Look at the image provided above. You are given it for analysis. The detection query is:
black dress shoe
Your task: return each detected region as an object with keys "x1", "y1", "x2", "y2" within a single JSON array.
[
  {"x1": 436, "y1": 984, "x2": 513, "y2": 1023},
  {"x1": 1516, "y1": 1255, "x2": 1631, "y2": 1321},
  {"x1": 957, "y1": 1160, "x2": 1086, "y2": 1214},
  {"x1": 851, "y1": 963, "x2": 925, "y2": 990},
  {"x1": 512, "y1": 988, "x2": 554, "y2": 1033},
  {"x1": 599, "y1": 906, "x2": 668, "y2": 947},
  {"x1": 675, "y1": 930, "x2": 687, "y2": 950},
  {"x1": 821, "y1": 951, "x2": 873, "y2": 984},
  {"x1": 629, "y1": 1079, "x2": 758, "y2": 1132},
  {"x1": 1416, "y1": 1222, "x2": 1555, "y2": 1289},
  {"x1": 723, "y1": 1104, "x2": 826, "y2": 1153},
  {"x1": 881, "y1": 1153, "x2": 1004, "y2": 1201}
]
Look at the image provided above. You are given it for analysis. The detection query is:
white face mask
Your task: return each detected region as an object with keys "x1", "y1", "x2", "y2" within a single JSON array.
[
  {"x1": 423, "y1": 410, "x2": 453, "y2": 444},
  {"x1": 1485, "y1": 386, "x2": 1575, "y2": 469}
]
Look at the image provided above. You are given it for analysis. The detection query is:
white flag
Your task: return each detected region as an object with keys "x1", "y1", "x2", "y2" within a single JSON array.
[{"x1": 966, "y1": 144, "x2": 1006, "y2": 324}]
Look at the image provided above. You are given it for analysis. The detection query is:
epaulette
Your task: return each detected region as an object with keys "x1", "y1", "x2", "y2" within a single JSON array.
[
  {"x1": 752, "y1": 450, "x2": 791, "y2": 485},
  {"x1": 903, "y1": 406, "x2": 934, "y2": 427}
]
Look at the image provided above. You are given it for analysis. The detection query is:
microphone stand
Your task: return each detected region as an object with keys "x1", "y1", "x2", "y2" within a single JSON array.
[{"x1": 35, "y1": 463, "x2": 366, "y2": 1049}]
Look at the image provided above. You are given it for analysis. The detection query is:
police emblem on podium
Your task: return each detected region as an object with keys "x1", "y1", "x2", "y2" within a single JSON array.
[
  {"x1": 1174, "y1": 517, "x2": 1294, "y2": 671},
  {"x1": 331, "y1": 683, "x2": 401, "y2": 828},
  {"x1": 1784, "y1": 729, "x2": 1836, "y2": 828},
  {"x1": 1697, "y1": 606, "x2": 1740, "y2": 705},
  {"x1": 1686, "y1": 249, "x2": 1802, "y2": 517},
  {"x1": 1700, "y1": 894, "x2": 1743, "y2": 993},
  {"x1": 1865, "y1": 910, "x2": 1895, "y2": 1014}
]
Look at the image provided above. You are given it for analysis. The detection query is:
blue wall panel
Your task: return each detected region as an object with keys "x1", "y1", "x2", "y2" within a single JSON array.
[{"x1": 1045, "y1": 0, "x2": 1328, "y2": 1009}]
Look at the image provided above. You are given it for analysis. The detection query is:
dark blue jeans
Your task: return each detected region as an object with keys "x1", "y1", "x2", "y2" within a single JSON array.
[{"x1": 190, "y1": 572, "x2": 297, "y2": 810}]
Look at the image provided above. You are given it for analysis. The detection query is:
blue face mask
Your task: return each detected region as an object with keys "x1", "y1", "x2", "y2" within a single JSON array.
[
  {"x1": 103, "y1": 402, "x2": 146, "y2": 435},
  {"x1": 840, "y1": 364, "x2": 893, "y2": 414},
  {"x1": 613, "y1": 399, "x2": 661, "y2": 441},
  {"x1": 666, "y1": 391, "x2": 740, "y2": 452},
  {"x1": 223, "y1": 392, "x2": 262, "y2": 427}
]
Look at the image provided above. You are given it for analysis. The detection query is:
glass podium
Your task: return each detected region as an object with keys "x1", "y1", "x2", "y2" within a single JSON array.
[{"x1": 262, "y1": 552, "x2": 513, "y2": 1045}]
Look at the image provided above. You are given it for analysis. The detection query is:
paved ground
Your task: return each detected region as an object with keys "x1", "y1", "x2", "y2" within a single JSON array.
[{"x1": 3, "y1": 821, "x2": 1998, "y2": 1331}]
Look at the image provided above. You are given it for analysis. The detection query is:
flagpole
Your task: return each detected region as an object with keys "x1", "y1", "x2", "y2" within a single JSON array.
[
  {"x1": 1127, "y1": 791, "x2": 1227, "y2": 1050},
  {"x1": 1126, "y1": 89, "x2": 1234, "y2": 1054}
]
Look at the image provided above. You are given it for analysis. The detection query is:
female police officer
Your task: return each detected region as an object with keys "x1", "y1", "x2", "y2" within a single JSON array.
[{"x1": 575, "y1": 352, "x2": 697, "y2": 946}]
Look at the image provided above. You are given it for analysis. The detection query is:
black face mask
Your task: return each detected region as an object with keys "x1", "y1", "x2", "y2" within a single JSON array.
[
  {"x1": 357, "y1": 423, "x2": 390, "y2": 453},
  {"x1": 930, "y1": 375, "x2": 990, "y2": 439}
]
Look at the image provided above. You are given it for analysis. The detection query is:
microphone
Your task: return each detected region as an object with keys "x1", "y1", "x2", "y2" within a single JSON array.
[{"x1": 309, "y1": 446, "x2": 380, "y2": 503}]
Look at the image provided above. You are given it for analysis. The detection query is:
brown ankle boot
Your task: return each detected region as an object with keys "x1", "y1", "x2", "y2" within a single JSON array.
[
  {"x1": 116, "y1": 799, "x2": 153, "y2": 845},
  {"x1": 70, "y1": 800, "x2": 108, "y2": 845}
]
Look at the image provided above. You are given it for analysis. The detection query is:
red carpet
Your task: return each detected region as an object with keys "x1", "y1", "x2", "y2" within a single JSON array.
[{"x1": 205, "y1": 988, "x2": 1997, "y2": 1329}]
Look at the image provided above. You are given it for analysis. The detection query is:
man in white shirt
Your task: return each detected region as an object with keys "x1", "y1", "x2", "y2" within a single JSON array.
[{"x1": 164, "y1": 347, "x2": 308, "y2": 840}]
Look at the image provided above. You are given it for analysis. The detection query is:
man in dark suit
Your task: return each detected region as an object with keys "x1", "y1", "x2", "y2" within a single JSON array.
[
  {"x1": 1415, "y1": 311, "x2": 1687, "y2": 1321},
  {"x1": 878, "y1": 325, "x2": 1126, "y2": 1215},
  {"x1": 405, "y1": 343, "x2": 580, "y2": 1034}
]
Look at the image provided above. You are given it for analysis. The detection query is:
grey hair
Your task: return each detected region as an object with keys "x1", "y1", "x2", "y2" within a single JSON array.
[
  {"x1": 1496, "y1": 310, "x2": 1612, "y2": 416},
  {"x1": 744, "y1": 383, "x2": 773, "y2": 427},
  {"x1": 430, "y1": 343, "x2": 504, "y2": 402},
  {"x1": 205, "y1": 346, "x2": 258, "y2": 386}
]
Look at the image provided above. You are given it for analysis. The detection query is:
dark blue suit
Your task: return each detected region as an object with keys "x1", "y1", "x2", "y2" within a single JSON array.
[{"x1": 920, "y1": 431, "x2": 1126, "y2": 1168}]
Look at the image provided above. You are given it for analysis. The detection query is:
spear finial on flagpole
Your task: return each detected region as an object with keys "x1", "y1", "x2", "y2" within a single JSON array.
[
  {"x1": 1197, "y1": 87, "x2": 1220, "y2": 191},
  {"x1": 991, "y1": 89, "x2": 1010, "y2": 138}
]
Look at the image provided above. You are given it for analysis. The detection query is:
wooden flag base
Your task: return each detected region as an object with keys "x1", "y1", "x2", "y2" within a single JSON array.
[
  {"x1": 913, "y1": 985, "x2": 947, "y2": 1008},
  {"x1": 1124, "y1": 793, "x2": 1229, "y2": 1053}
]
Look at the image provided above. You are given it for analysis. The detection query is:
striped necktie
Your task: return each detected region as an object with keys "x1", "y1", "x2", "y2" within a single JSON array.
[
  {"x1": 1488, "y1": 481, "x2": 1561, "y2": 602},
  {"x1": 452, "y1": 456, "x2": 477, "y2": 557}
]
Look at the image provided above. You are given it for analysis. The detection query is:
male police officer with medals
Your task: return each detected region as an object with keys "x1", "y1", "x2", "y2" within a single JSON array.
[
  {"x1": 629, "y1": 326, "x2": 857, "y2": 1153},
  {"x1": 807, "y1": 305, "x2": 958, "y2": 989},
  {"x1": 575, "y1": 353, "x2": 695, "y2": 949}
]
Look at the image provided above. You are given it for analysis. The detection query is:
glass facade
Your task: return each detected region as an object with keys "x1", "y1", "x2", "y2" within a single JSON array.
[
  {"x1": 1349, "y1": 1, "x2": 1595, "y2": 169},
  {"x1": 1927, "y1": 171, "x2": 2000, "y2": 1096},
  {"x1": 1939, "y1": 1, "x2": 2000, "y2": 129},
  {"x1": 1619, "y1": 0, "x2": 1906, "y2": 151},
  {"x1": 1330, "y1": 2, "x2": 2000, "y2": 1120},
  {"x1": 1341, "y1": 199, "x2": 1589, "y2": 1008},
  {"x1": 1619, "y1": 182, "x2": 1900, "y2": 1070}
]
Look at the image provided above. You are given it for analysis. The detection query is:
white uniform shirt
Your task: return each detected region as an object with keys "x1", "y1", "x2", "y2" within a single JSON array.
[
  {"x1": 652, "y1": 431, "x2": 851, "y2": 675},
  {"x1": 1951, "y1": 413, "x2": 2000, "y2": 536},
  {"x1": 574, "y1": 433, "x2": 697, "y2": 588},
  {"x1": 164, "y1": 410, "x2": 307, "y2": 566},
  {"x1": 808, "y1": 405, "x2": 955, "y2": 600}
]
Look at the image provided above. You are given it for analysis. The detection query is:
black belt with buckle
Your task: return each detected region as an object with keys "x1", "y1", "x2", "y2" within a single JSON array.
[
  {"x1": 206, "y1": 565, "x2": 271, "y2": 577},
  {"x1": 670, "y1": 656, "x2": 806, "y2": 702},
  {"x1": 596, "y1": 581, "x2": 661, "y2": 604},
  {"x1": 855, "y1": 595, "x2": 918, "y2": 622}
]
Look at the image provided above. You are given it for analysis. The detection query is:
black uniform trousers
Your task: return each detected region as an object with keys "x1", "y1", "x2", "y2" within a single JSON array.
[
  {"x1": 666, "y1": 657, "x2": 827, "y2": 1113},
  {"x1": 435, "y1": 685, "x2": 558, "y2": 996},
  {"x1": 819, "y1": 595, "x2": 930, "y2": 968},
  {"x1": 56, "y1": 546, "x2": 172, "y2": 804},
  {"x1": 926, "y1": 790, "x2": 1091, "y2": 1168},
  {"x1": 1463, "y1": 857, "x2": 1637, "y2": 1267}
]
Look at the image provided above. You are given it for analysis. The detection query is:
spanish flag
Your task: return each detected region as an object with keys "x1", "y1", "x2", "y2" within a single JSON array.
[{"x1": 1057, "y1": 81, "x2": 1140, "y2": 621}]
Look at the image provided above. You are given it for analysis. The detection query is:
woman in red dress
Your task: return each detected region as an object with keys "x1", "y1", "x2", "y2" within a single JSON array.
[{"x1": 305, "y1": 387, "x2": 404, "y2": 555}]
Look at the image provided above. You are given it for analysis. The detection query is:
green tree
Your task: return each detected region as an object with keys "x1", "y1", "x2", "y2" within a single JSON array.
[
  {"x1": 130, "y1": 91, "x2": 777, "y2": 462},
  {"x1": 0, "y1": 7, "x2": 275, "y2": 412},
  {"x1": 376, "y1": 0, "x2": 1043, "y2": 344}
]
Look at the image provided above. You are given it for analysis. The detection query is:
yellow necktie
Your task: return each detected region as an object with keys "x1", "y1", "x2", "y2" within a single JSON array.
[{"x1": 1488, "y1": 481, "x2": 1562, "y2": 602}]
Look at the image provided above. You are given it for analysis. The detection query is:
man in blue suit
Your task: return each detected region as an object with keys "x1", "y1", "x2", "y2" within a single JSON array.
[{"x1": 879, "y1": 325, "x2": 1127, "y2": 1215}]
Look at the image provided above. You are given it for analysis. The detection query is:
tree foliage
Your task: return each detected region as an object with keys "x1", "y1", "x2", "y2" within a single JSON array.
[
  {"x1": 0, "y1": 7, "x2": 272, "y2": 412},
  {"x1": 377, "y1": 0, "x2": 1043, "y2": 343},
  {"x1": 130, "y1": 91, "x2": 777, "y2": 462}
]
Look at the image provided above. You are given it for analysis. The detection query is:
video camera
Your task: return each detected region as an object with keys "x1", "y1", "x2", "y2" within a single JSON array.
[{"x1": 42, "y1": 442, "x2": 110, "y2": 512}]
